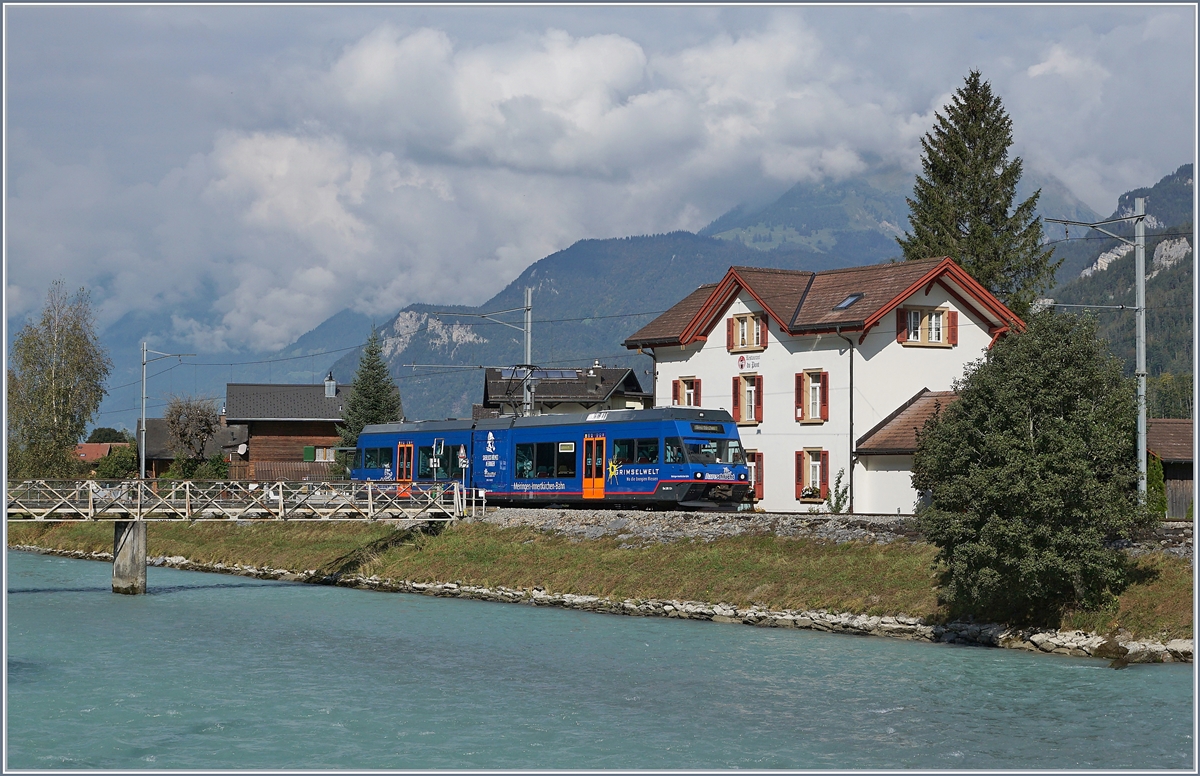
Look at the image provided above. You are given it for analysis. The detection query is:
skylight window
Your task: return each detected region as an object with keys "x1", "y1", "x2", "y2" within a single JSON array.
[{"x1": 834, "y1": 293, "x2": 864, "y2": 311}]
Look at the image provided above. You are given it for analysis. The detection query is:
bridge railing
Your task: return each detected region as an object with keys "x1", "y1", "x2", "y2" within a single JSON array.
[{"x1": 5, "y1": 479, "x2": 481, "y2": 522}]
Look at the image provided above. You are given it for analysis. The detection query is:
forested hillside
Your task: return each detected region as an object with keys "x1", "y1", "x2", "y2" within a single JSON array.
[
  {"x1": 330, "y1": 233, "x2": 858, "y2": 420},
  {"x1": 1052, "y1": 164, "x2": 1193, "y2": 417},
  {"x1": 318, "y1": 166, "x2": 1189, "y2": 422}
]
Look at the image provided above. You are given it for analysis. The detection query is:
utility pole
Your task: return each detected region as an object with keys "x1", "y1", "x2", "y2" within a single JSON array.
[
  {"x1": 1046, "y1": 198, "x2": 1148, "y2": 495},
  {"x1": 523, "y1": 287, "x2": 533, "y2": 416},
  {"x1": 426, "y1": 287, "x2": 535, "y2": 415},
  {"x1": 140, "y1": 343, "x2": 195, "y2": 480},
  {"x1": 1134, "y1": 198, "x2": 1147, "y2": 497}
]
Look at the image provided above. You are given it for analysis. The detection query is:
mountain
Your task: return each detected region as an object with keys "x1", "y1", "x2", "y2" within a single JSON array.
[
  {"x1": 328, "y1": 233, "x2": 860, "y2": 421},
  {"x1": 698, "y1": 173, "x2": 910, "y2": 263},
  {"x1": 86, "y1": 162, "x2": 1122, "y2": 430},
  {"x1": 1050, "y1": 164, "x2": 1193, "y2": 386},
  {"x1": 92, "y1": 306, "x2": 375, "y2": 433},
  {"x1": 1051, "y1": 164, "x2": 1193, "y2": 285},
  {"x1": 698, "y1": 168, "x2": 1102, "y2": 285}
]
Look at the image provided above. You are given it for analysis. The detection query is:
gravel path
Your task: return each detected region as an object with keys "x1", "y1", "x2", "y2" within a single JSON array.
[
  {"x1": 473, "y1": 507, "x2": 921, "y2": 547},
  {"x1": 472, "y1": 507, "x2": 1192, "y2": 558}
]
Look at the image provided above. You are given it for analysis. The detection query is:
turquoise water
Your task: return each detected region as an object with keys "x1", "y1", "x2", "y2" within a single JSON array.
[{"x1": 5, "y1": 549, "x2": 1194, "y2": 769}]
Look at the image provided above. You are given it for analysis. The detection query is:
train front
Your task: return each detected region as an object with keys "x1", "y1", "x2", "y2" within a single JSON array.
[{"x1": 654, "y1": 416, "x2": 752, "y2": 510}]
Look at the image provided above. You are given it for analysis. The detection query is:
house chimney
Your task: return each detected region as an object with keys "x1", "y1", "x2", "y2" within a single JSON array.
[{"x1": 324, "y1": 372, "x2": 337, "y2": 398}]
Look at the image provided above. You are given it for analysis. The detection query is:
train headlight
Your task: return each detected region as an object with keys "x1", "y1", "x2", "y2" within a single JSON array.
[
  {"x1": 738, "y1": 473, "x2": 747, "y2": 481},
  {"x1": 694, "y1": 472, "x2": 704, "y2": 480}
]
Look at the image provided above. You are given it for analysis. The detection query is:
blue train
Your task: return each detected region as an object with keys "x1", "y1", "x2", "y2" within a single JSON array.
[{"x1": 351, "y1": 408, "x2": 751, "y2": 510}]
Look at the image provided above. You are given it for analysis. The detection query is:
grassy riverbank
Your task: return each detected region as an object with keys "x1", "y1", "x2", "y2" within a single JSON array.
[{"x1": 7, "y1": 521, "x2": 1192, "y2": 640}]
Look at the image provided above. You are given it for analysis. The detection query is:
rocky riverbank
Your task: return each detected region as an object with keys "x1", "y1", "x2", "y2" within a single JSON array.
[{"x1": 11, "y1": 542, "x2": 1192, "y2": 665}]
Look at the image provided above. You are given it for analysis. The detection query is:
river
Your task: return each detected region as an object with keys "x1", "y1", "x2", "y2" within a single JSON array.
[{"x1": 5, "y1": 549, "x2": 1194, "y2": 769}]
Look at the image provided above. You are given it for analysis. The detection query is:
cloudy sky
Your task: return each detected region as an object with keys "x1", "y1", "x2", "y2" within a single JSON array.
[{"x1": 5, "y1": 5, "x2": 1195, "y2": 354}]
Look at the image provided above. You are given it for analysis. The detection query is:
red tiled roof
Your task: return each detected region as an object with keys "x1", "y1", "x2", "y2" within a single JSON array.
[
  {"x1": 856, "y1": 389, "x2": 958, "y2": 455},
  {"x1": 74, "y1": 442, "x2": 129, "y2": 462},
  {"x1": 789, "y1": 258, "x2": 943, "y2": 331},
  {"x1": 625, "y1": 283, "x2": 718, "y2": 347},
  {"x1": 1149, "y1": 418, "x2": 1193, "y2": 463},
  {"x1": 625, "y1": 257, "x2": 1022, "y2": 349}
]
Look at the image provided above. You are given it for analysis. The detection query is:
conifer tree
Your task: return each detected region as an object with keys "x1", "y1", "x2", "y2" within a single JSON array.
[
  {"x1": 899, "y1": 70, "x2": 1059, "y2": 319},
  {"x1": 337, "y1": 329, "x2": 403, "y2": 458}
]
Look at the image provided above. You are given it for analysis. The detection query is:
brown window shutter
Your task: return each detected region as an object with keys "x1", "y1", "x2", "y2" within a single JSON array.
[
  {"x1": 896, "y1": 308, "x2": 907, "y2": 343},
  {"x1": 755, "y1": 452, "x2": 764, "y2": 500},
  {"x1": 731, "y1": 376, "x2": 741, "y2": 422},
  {"x1": 820, "y1": 450, "x2": 830, "y2": 500},
  {"x1": 694, "y1": 378, "x2": 702, "y2": 406},
  {"x1": 819, "y1": 372, "x2": 829, "y2": 421},
  {"x1": 760, "y1": 317, "x2": 768, "y2": 349},
  {"x1": 795, "y1": 451, "x2": 804, "y2": 499},
  {"x1": 795, "y1": 373, "x2": 804, "y2": 421},
  {"x1": 754, "y1": 375, "x2": 764, "y2": 422},
  {"x1": 727, "y1": 318, "x2": 734, "y2": 350},
  {"x1": 672, "y1": 380, "x2": 680, "y2": 406},
  {"x1": 948, "y1": 311, "x2": 959, "y2": 345}
]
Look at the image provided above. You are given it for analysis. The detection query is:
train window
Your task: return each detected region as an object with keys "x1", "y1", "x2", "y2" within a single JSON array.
[
  {"x1": 364, "y1": 447, "x2": 393, "y2": 469},
  {"x1": 535, "y1": 443, "x2": 556, "y2": 478},
  {"x1": 635, "y1": 439, "x2": 660, "y2": 464},
  {"x1": 515, "y1": 442, "x2": 576, "y2": 478},
  {"x1": 556, "y1": 444, "x2": 577, "y2": 478},
  {"x1": 612, "y1": 439, "x2": 635, "y2": 465},
  {"x1": 682, "y1": 438, "x2": 744, "y2": 465},
  {"x1": 664, "y1": 437, "x2": 685, "y2": 464},
  {"x1": 418, "y1": 446, "x2": 453, "y2": 479},
  {"x1": 515, "y1": 444, "x2": 535, "y2": 479},
  {"x1": 685, "y1": 439, "x2": 720, "y2": 464}
]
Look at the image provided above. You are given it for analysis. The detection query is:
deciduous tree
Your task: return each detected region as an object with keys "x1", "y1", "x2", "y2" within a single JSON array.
[
  {"x1": 912, "y1": 311, "x2": 1154, "y2": 625},
  {"x1": 7, "y1": 280, "x2": 112, "y2": 478},
  {"x1": 94, "y1": 444, "x2": 138, "y2": 480},
  {"x1": 87, "y1": 427, "x2": 131, "y2": 444},
  {"x1": 898, "y1": 70, "x2": 1058, "y2": 319},
  {"x1": 164, "y1": 395, "x2": 220, "y2": 469}
]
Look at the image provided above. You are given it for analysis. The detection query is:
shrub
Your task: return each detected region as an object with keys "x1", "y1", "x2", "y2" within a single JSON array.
[{"x1": 912, "y1": 311, "x2": 1155, "y2": 625}]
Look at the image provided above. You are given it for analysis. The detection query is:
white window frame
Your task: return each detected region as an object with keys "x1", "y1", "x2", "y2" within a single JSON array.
[
  {"x1": 907, "y1": 310, "x2": 921, "y2": 342},
  {"x1": 683, "y1": 378, "x2": 696, "y2": 407},
  {"x1": 732, "y1": 314, "x2": 765, "y2": 352},
  {"x1": 902, "y1": 306, "x2": 953, "y2": 348},
  {"x1": 743, "y1": 376, "x2": 757, "y2": 415}
]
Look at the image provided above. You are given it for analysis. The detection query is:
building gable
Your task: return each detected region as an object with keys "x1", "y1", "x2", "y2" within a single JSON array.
[{"x1": 625, "y1": 257, "x2": 1023, "y2": 350}]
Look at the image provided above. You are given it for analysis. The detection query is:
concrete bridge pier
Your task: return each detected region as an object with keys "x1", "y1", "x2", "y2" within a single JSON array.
[{"x1": 112, "y1": 521, "x2": 146, "y2": 595}]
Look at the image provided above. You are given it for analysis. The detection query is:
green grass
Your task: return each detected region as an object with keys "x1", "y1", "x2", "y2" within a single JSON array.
[{"x1": 8, "y1": 521, "x2": 1192, "y2": 640}]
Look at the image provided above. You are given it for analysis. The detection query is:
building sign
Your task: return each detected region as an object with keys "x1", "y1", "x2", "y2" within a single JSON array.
[{"x1": 737, "y1": 353, "x2": 761, "y2": 372}]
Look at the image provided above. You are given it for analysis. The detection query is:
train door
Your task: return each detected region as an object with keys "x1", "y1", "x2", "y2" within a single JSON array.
[
  {"x1": 583, "y1": 436, "x2": 606, "y2": 499},
  {"x1": 395, "y1": 443, "x2": 414, "y2": 495}
]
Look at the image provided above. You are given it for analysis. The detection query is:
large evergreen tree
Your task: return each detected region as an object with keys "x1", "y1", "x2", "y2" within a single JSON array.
[
  {"x1": 899, "y1": 70, "x2": 1059, "y2": 319},
  {"x1": 912, "y1": 311, "x2": 1154, "y2": 625},
  {"x1": 337, "y1": 329, "x2": 403, "y2": 461}
]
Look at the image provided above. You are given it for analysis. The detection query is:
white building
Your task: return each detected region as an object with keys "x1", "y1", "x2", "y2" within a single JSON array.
[{"x1": 624, "y1": 257, "x2": 1022, "y2": 514}]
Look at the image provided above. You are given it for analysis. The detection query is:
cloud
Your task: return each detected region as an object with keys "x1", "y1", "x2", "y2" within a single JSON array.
[
  {"x1": 5, "y1": 7, "x2": 1194, "y2": 353},
  {"x1": 1027, "y1": 44, "x2": 1110, "y2": 80}
]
